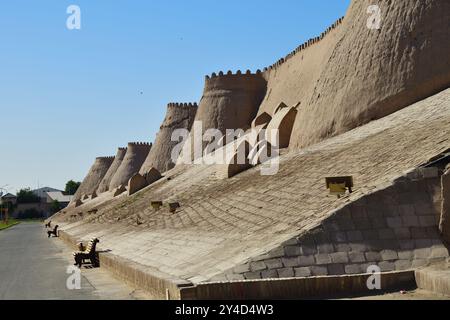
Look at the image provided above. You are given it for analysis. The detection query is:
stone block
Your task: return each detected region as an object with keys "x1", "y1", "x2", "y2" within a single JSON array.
[
  {"x1": 395, "y1": 260, "x2": 412, "y2": 271},
  {"x1": 370, "y1": 218, "x2": 387, "y2": 229},
  {"x1": 383, "y1": 204, "x2": 400, "y2": 217},
  {"x1": 233, "y1": 264, "x2": 250, "y2": 274},
  {"x1": 330, "y1": 252, "x2": 349, "y2": 264},
  {"x1": 419, "y1": 167, "x2": 439, "y2": 179},
  {"x1": 351, "y1": 207, "x2": 367, "y2": 219},
  {"x1": 387, "y1": 217, "x2": 403, "y2": 228},
  {"x1": 282, "y1": 257, "x2": 299, "y2": 268},
  {"x1": 415, "y1": 239, "x2": 432, "y2": 248},
  {"x1": 365, "y1": 252, "x2": 382, "y2": 262},
  {"x1": 398, "y1": 250, "x2": 413, "y2": 260},
  {"x1": 313, "y1": 232, "x2": 330, "y2": 244},
  {"x1": 323, "y1": 222, "x2": 340, "y2": 233},
  {"x1": 330, "y1": 232, "x2": 347, "y2": 243},
  {"x1": 398, "y1": 204, "x2": 415, "y2": 216},
  {"x1": 394, "y1": 228, "x2": 411, "y2": 239},
  {"x1": 244, "y1": 272, "x2": 261, "y2": 280},
  {"x1": 337, "y1": 219, "x2": 355, "y2": 231},
  {"x1": 414, "y1": 248, "x2": 432, "y2": 259},
  {"x1": 412, "y1": 259, "x2": 428, "y2": 268},
  {"x1": 264, "y1": 258, "x2": 283, "y2": 270},
  {"x1": 346, "y1": 231, "x2": 364, "y2": 242},
  {"x1": 349, "y1": 252, "x2": 366, "y2": 263},
  {"x1": 378, "y1": 229, "x2": 396, "y2": 240},
  {"x1": 378, "y1": 261, "x2": 396, "y2": 272},
  {"x1": 335, "y1": 244, "x2": 351, "y2": 252},
  {"x1": 426, "y1": 227, "x2": 441, "y2": 239},
  {"x1": 283, "y1": 238, "x2": 299, "y2": 246},
  {"x1": 366, "y1": 204, "x2": 384, "y2": 217},
  {"x1": 277, "y1": 268, "x2": 294, "y2": 278},
  {"x1": 297, "y1": 255, "x2": 315, "y2": 267},
  {"x1": 250, "y1": 261, "x2": 267, "y2": 272},
  {"x1": 339, "y1": 207, "x2": 352, "y2": 219},
  {"x1": 284, "y1": 246, "x2": 302, "y2": 257},
  {"x1": 411, "y1": 227, "x2": 428, "y2": 239},
  {"x1": 294, "y1": 267, "x2": 312, "y2": 278},
  {"x1": 300, "y1": 245, "x2": 317, "y2": 255},
  {"x1": 402, "y1": 216, "x2": 420, "y2": 227},
  {"x1": 317, "y1": 244, "x2": 334, "y2": 254},
  {"x1": 345, "y1": 264, "x2": 363, "y2": 275},
  {"x1": 418, "y1": 215, "x2": 437, "y2": 227},
  {"x1": 261, "y1": 269, "x2": 278, "y2": 279},
  {"x1": 268, "y1": 247, "x2": 285, "y2": 259},
  {"x1": 310, "y1": 266, "x2": 328, "y2": 276},
  {"x1": 380, "y1": 250, "x2": 399, "y2": 261},
  {"x1": 327, "y1": 264, "x2": 345, "y2": 275},
  {"x1": 349, "y1": 243, "x2": 368, "y2": 252},
  {"x1": 226, "y1": 274, "x2": 245, "y2": 281},
  {"x1": 398, "y1": 240, "x2": 415, "y2": 250},
  {"x1": 363, "y1": 230, "x2": 379, "y2": 240},
  {"x1": 352, "y1": 219, "x2": 372, "y2": 230},
  {"x1": 430, "y1": 246, "x2": 449, "y2": 259},
  {"x1": 315, "y1": 254, "x2": 332, "y2": 265}
]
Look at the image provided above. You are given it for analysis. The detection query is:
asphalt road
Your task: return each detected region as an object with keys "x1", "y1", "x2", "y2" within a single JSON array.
[{"x1": 0, "y1": 222, "x2": 97, "y2": 300}]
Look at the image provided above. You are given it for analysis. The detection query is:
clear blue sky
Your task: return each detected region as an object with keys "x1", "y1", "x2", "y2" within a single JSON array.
[{"x1": 0, "y1": 0, "x2": 350, "y2": 193}]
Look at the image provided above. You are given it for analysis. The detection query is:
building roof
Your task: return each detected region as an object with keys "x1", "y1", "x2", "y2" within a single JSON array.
[
  {"x1": 46, "y1": 191, "x2": 73, "y2": 203},
  {"x1": 1, "y1": 193, "x2": 16, "y2": 199},
  {"x1": 32, "y1": 187, "x2": 62, "y2": 199}
]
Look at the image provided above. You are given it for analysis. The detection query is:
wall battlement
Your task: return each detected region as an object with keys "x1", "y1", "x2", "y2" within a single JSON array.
[
  {"x1": 96, "y1": 156, "x2": 115, "y2": 161},
  {"x1": 206, "y1": 69, "x2": 263, "y2": 80},
  {"x1": 264, "y1": 16, "x2": 344, "y2": 72},
  {"x1": 127, "y1": 142, "x2": 152, "y2": 147},
  {"x1": 167, "y1": 102, "x2": 198, "y2": 108}
]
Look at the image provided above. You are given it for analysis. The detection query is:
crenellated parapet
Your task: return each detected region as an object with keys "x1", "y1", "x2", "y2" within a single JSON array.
[
  {"x1": 167, "y1": 102, "x2": 198, "y2": 108},
  {"x1": 128, "y1": 142, "x2": 152, "y2": 147},
  {"x1": 96, "y1": 156, "x2": 115, "y2": 161},
  {"x1": 263, "y1": 16, "x2": 345, "y2": 72},
  {"x1": 203, "y1": 69, "x2": 266, "y2": 95},
  {"x1": 205, "y1": 69, "x2": 263, "y2": 80}
]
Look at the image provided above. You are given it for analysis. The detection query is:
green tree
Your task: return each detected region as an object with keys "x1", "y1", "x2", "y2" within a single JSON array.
[
  {"x1": 16, "y1": 188, "x2": 40, "y2": 204},
  {"x1": 65, "y1": 180, "x2": 81, "y2": 195},
  {"x1": 50, "y1": 200, "x2": 61, "y2": 214}
]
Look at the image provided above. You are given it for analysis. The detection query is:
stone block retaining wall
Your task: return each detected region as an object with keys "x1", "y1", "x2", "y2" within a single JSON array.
[{"x1": 223, "y1": 168, "x2": 449, "y2": 281}]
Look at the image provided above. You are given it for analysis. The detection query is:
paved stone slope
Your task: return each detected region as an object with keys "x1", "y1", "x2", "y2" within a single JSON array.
[{"x1": 55, "y1": 89, "x2": 450, "y2": 284}]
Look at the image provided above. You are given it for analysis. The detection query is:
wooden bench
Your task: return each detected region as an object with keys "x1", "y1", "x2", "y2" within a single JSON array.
[
  {"x1": 47, "y1": 225, "x2": 59, "y2": 238},
  {"x1": 73, "y1": 238, "x2": 100, "y2": 268}
]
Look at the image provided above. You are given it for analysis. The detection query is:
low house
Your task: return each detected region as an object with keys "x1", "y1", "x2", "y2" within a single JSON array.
[
  {"x1": 14, "y1": 187, "x2": 71, "y2": 219},
  {"x1": 0, "y1": 193, "x2": 17, "y2": 206}
]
